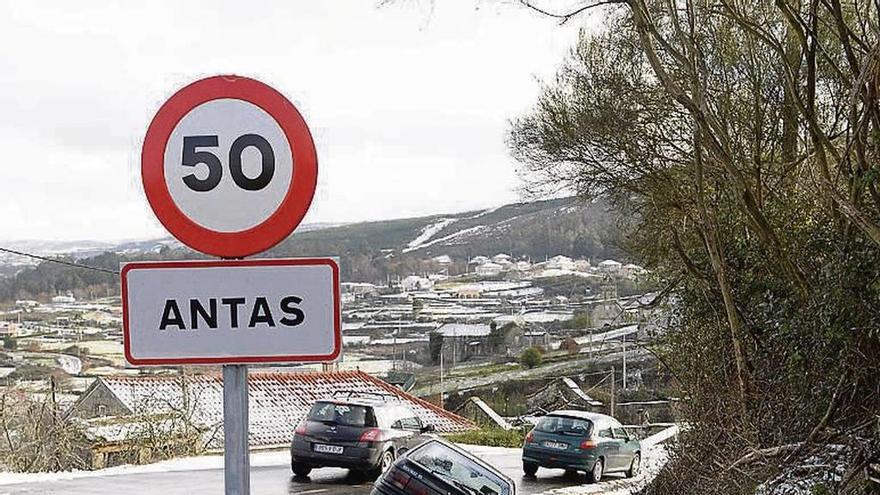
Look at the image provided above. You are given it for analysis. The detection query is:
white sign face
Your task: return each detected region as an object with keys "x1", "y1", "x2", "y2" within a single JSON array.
[
  {"x1": 163, "y1": 99, "x2": 294, "y2": 232},
  {"x1": 122, "y1": 259, "x2": 341, "y2": 365}
]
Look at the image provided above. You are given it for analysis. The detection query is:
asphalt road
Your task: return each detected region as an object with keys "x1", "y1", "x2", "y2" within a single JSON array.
[{"x1": 0, "y1": 448, "x2": 631, "y2": 495}]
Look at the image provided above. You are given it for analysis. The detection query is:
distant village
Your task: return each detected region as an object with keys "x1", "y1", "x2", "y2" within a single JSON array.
[{"x1": 0, "y1": 252, "x2": 662, "y2": 469}]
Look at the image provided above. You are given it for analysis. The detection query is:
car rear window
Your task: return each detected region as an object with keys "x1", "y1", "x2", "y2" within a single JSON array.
[
  {"x1": 307, "y1": 401, "x2": 376, "y2": 427},
  {"x1": 534, "y1": 415, "x2": 593, "y2": 436}
]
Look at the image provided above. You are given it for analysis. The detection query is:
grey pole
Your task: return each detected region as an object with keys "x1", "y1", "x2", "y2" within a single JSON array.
[{"x1": 223, "y1": 364, "x2": 250, "y2": 495}]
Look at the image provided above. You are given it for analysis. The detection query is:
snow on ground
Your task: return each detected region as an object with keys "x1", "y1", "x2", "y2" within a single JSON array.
[
  {"x1": 0, "y1": 450, "x2": 288, "y2": 486},
  {"x1": 574, "y1": 325, "x2": 640, "y2": 347},
  {"x1": 534, "y1": 427, "x2": 677, "y2": 495},
  {"x1": 404, "y1": 225, "x2": 487, "y2": 252},
  {"x1": 403, "y1": 218, "x2": 458, "y2": 252},
  {"x1": 528, "y1": 269, "x2": 602, "y2": 280},
  {"x1": 468, "y1": 205, "x2": 503, "y2": 219},
  {"x1": 0, "y1": 444, "x2": 516, "y2": 486},
  {"x1": 536, "y1": 445, "x2": 668, "y2": 495}
]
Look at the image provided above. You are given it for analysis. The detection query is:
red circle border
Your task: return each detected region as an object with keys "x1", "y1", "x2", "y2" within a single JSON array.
[{"x1": 142, "y1": 75, "x2": 318, "y2": 258}]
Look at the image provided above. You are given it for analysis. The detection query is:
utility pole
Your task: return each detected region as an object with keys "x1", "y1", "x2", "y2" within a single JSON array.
[
  {"x1": 610, "y1": 366, "x2": 615, "y2": 417},
  {"x1": 622, "y1": 337, "x2": 627, "y2": 390},
  {"x1": 439, "y1": 347, "x2": 444, "y2": 409},
  {"x1": 452, "y1": 327, "x2": 457, "y2": 370}
]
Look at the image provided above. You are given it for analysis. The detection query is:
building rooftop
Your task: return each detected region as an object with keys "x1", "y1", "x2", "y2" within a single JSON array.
[
  {"x1": 74, "y1": 370, "x2": 474, "y2": 448},
  {"x1": 435, "y1": 323, "x2": 491, "y2": 337}
]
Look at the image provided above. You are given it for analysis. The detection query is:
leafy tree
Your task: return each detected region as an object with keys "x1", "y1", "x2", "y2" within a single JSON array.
[
  {"x1": 487, "y1": 321, "x2": 505, "y2": 350},
  {"x1": 2, "y1": 337, "x2": 15, "y2": 351},
  {"x1": 412, "y1": 298, "x2": 424, "y2": 319},
  {"x1": 520, "y1": 347, "x2": 543, "y2": 369},
  {"x1": 428, "y1": 331, "x2": 443, "y2": 365},
  {"x1": 511, "y1": 2, "x2": 880, "y2": 492},
  {"x1": 562, "y1": 312, "x2": 591, "y2": 330},
  {"x1": 560, "y1": 337, "x2": 580, "y2": 356}
]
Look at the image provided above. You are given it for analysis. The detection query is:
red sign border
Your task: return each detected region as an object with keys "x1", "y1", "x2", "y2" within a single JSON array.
[
  {"x1": 121, "y1": 258, "x2": 341, "y2": 366},
  {"x1": 141, "y1": 75, "x2": 318, "y2": 258}
]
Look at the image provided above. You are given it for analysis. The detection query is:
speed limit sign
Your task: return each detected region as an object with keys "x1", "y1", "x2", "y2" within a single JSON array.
[{"x1": 141, "y1": 75, "x2": 317, "y2": 257}]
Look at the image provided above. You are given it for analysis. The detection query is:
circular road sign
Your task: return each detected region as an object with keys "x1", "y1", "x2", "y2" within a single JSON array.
[{"x1": 142, "y1": 75, "x2": 317, "y2": 258}]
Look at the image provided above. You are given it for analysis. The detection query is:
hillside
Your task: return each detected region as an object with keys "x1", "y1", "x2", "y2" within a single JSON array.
[{"x1": 0, "y1": 197, "x2": 623, "y2": 301}]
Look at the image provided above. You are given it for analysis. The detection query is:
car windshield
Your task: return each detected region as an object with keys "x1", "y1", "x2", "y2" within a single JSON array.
[
  {"x1": 410, "y1": 441, "x2": 511, "y2": 495},
  {"x1": 534, "y1": 415, "x2": 593, "y2": 437},
  {"x1": 307, "y1": 401, "x2": 375, "y2": 427}
]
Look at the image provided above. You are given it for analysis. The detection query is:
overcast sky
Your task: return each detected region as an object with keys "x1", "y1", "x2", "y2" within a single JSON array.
[{"x1": 0, "y1": 1, "x2": 586, "y2": 242}]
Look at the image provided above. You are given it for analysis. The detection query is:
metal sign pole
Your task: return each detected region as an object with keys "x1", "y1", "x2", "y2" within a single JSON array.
[{"x1": 223, "y1": 364, "x2": 250, "y2": 495}]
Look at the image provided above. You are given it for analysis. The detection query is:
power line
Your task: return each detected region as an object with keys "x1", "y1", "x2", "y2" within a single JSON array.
[{"x1": 0, "y1": 247, "x2": 119, "y2": 275}]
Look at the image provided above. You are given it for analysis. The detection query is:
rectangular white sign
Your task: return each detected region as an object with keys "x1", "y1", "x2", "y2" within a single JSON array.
[{"x1": 122, "y1": 258, "x2": 341, "y2": 365}]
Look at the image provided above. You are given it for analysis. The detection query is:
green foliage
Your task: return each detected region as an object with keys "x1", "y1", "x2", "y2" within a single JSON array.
[
  {"x1": 445, "y1": 428, "x2": 528, "y2": 448},
  {"x1": 2, "y1": 337, "x2": 16, "y2": 351},
  {"x1": 488, "y1": 322, "x2": 506, "y2": 350},
  {"x1": 428, "y1": 332, "x2": 443, "y2": 365},
  {"x1": 520, "y1": 347, "x2": 543, "y2": 369},
  {"x1": 562, "y1": 312, "x2": 592, "y2": 329},
  {"x1": 0, "y1": 197, "x2": 624, "y2": 302},
  {"x1": 560, "y1": 337, "x2": 580, "y2": 355},
  {"x1": 510, "y1": 3, "x2": 880, "y2": 493},
  {"x1": 810, "y1": 484, "x2": 833, "y2": 495},
  {"x1": 412, "y1": 298, "x2": 424, "y2": 319}
]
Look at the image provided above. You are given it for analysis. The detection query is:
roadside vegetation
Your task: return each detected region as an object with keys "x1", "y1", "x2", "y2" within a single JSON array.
[
  {"x1": 445, "y1": 428, "x2": 529, "y2": 449},
  {"x1": 511, "y1": 1, "x2": 880, "y2": 493}
]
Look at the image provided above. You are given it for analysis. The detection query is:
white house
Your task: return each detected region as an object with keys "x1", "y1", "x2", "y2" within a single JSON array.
[
  {"x1": 575, "y1": 259, "x2": 592, "y2": 272},
  {"x1": 432, "y1": 255, "x2": 453, "y2": 265},
  {"x1": 51, "y1": 294, "x2": 76, "y2": 304},
  {"x1": 341, "y1": 282, "x2": 379, "y2": 296},
  {"x1": 491, "y1": 253, "x2": 512, "y2": 264},
  {"x1": 512, "y1": 260, "x2": 532, "y2": 272},
  {"x1": 401, "y1": 275, "x2": 434, "y2": 292},
  {"x1": 547, "y1": 255, "x2": 575, "y2": 271},
  {"x1": 0, "y1": 322, "x2": 18, "y2": 337},
  {"x1": 476, "y1": 262, "x2": 502, "y2": 277},
  {"x1": 598, "y1": 259, "x2": 623, "y2": 274},
  {"x1": 469, "y1": 256, "x2": 490, "y2": 265}
]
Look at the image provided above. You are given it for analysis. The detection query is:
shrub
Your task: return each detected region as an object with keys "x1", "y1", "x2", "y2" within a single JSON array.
[
  {"x1": 520, "y1": 347, "x2": 543, "y2": 368},
  {"x1": 560, "y1": 337, "x2": 580, "y2": 355},
  {"x1": 445, "y1": 428, "x2": 528, "y2": 448}
]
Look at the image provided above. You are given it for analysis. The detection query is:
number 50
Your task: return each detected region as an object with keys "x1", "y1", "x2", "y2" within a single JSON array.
[{"x1": 181, "y1": 134, "x2": 275, "y2": 192}]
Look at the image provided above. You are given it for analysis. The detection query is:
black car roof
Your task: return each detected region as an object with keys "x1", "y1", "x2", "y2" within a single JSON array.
[{"x1": 314, "y1": 398, "x2": 404, "y2": 409}]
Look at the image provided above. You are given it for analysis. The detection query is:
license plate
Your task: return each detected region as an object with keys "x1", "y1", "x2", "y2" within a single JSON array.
[
  {"x1": 543, "y1": 441, "x2": 568, "y2": 450},
  {"x1": 313, "y1": 444, "x2": 344, "y2": 454}
]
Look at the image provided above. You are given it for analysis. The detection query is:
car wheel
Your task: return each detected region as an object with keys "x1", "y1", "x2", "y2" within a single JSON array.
[
  {"x1": 291, "y1": 461, "x2": 311, "y2": 477},
  {"x1": 626, "y1": 453, "x2": 641, "y2": 478},
  {"x1": 523, "y1": 461, "x2": 538, "y2": 477},
  {"x1": 364, "y1": 449, "x2": 395, "y2": 480},
  {"x1": 586, "y1": 458, "x2": 603, "y2": 484},
  {"x1": 380, "y1": 450, "x2": 395, "y2": 472}
]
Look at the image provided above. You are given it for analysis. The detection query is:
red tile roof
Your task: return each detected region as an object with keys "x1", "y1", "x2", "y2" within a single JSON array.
[{"x1": 87, "y1": 370, "x2": 473, "y2": 448}]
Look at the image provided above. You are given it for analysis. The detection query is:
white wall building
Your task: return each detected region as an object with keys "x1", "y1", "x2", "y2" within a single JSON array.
[
  {"x1": 491, "y1": 253, "x2": 512, "y2": 264},
  {"x1": 401, "y1": 275, "x2": 434, "y2": 292},
  {"x1": 547, "y1": 255, "x2": 575, "y2": 271},
  {"x1": 476, "y1": 262, "x2": 503, "y2": 277},
  {"x1": 575, "y1": 259, "x2": 592, "y2": 272},
  {"x1": 598, "y1": 259, "x2": 623, "y2": 274}
]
